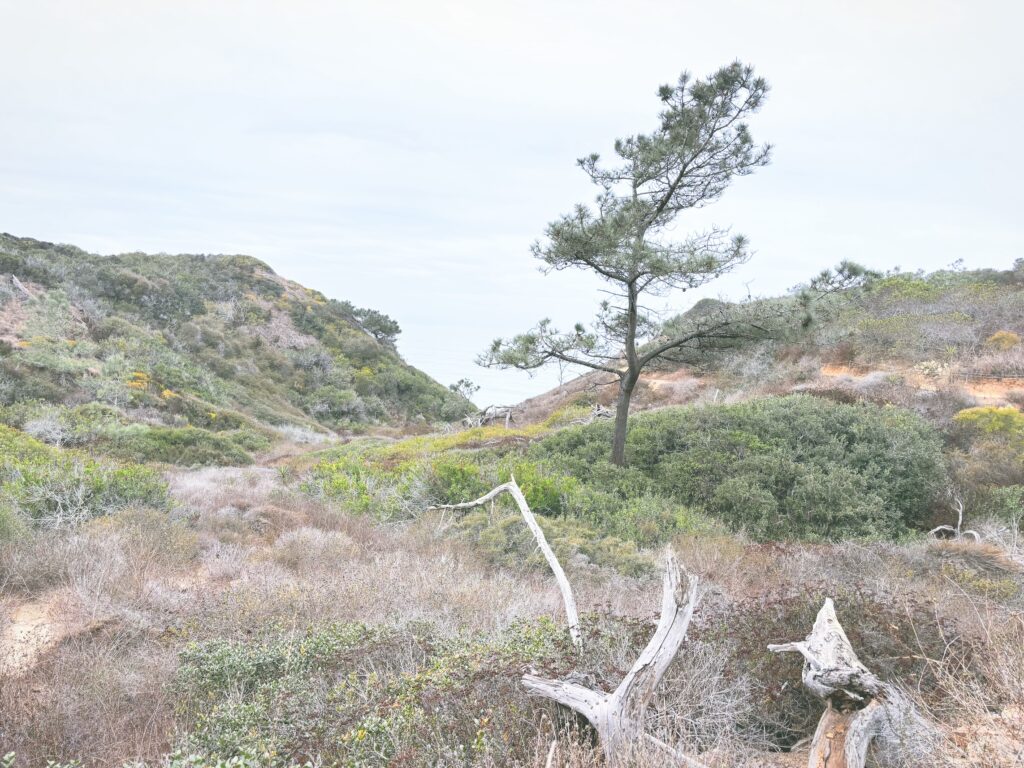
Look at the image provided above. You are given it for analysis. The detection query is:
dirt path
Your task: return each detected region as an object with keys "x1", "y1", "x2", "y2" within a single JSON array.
[{"x1": 0, "y1": 594, "x2": 70, "y2": 677}]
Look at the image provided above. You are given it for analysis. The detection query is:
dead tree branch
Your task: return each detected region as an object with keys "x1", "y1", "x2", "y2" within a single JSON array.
[
  {"x1": 929, "y1": 488, "x2": 980, "y2": 542},
  {"x1": 523, "y1": 551, "x2": 705, "y2": 767},
  {"x1": 11, "y1": 275, "x2": 35, "y2": 301},
  {"x1": 428, "y1": 476, "x2": 581, "y2": 649}
]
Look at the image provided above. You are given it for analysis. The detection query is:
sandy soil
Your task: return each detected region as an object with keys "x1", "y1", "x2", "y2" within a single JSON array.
[{"x1": 0, "y1": 594, "x2": 69, "y2": 677}]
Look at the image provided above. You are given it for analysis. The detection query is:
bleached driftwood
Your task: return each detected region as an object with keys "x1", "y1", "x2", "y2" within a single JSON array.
[
  {"x1": 929, "y1": 491, "x2": 981, "y2": 542},
  {"x1": 523, "y1": 551, "x2": 706, "y2": 768},
  {"x1": 768, "y1": 599, "x2": 921, "y2": 768},
  {"x1": 434, "y1": 483, "x2": 706, "y2": 764},
  {"x1": 428, "y1": 476, "x2": 581, "y2": 649},
  {"x1": 463, "y1": 405, "x2": 517, "y2": 429},
  {"x1": 929, "y1": 524, "x2": 981, "y2": 542}
]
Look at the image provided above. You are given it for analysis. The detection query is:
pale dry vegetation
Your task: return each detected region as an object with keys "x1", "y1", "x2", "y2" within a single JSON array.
[{"x1": 1, "y1": 454, "x2": 1022, "y2": 766}]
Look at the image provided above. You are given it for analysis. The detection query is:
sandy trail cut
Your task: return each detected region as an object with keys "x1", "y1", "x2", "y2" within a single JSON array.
[{"x1": 0, "y1": 595, "x2": 67, "y2": 677}]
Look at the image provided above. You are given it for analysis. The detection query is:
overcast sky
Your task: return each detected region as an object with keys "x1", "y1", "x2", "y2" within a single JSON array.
[{"x1": 2, "y1": 1, "x2": 1022, "y2": 405}]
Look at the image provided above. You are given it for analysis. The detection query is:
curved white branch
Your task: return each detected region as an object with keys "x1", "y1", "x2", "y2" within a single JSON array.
[{"x1": 429, "y1": 477, "x2": 581, "y2": 649}]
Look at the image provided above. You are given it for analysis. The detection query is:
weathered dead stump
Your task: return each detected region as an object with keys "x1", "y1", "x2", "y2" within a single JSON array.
[{"x1": 769, "y1": 599, "x2": 923, "y2": 768}]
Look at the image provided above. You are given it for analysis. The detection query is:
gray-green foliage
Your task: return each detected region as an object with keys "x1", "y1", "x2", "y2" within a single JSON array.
[
  {"x1": 531, "y1": 395, "x2": 948, "y2": 540},
  {"x1": 0, "y1": 234, "x2": 472, "y2": 464}
]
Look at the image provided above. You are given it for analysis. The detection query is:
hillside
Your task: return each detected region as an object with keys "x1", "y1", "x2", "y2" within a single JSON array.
[
  {"x1": 512, "y1": 263, "x2": 1024, "y2": 425},
  {"x1": 2, "y1": 256, "x2": 1023, "y2": 767},
  {"x1": 0, "y1": 234, "x2": 472, "y2": 466}
]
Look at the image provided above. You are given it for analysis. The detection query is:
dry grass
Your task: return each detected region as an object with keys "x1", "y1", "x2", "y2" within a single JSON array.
[
  {"x1": 963, "y1": 346, "x2": 1024, "y2": 379},
  {"x1": 1, "y1": 463, "x2": 1023, "y2": 766}
]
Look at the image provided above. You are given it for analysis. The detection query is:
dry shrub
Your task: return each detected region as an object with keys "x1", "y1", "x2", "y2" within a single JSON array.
[
  {"x1": 167, "y1": 466, "x2": 283, "y2": 515},
  {"x1": 652, "y1": 637, "x2": 757, "y2": 754},
  {"x1": 0, "y1": 509, "x2": 198, "y2": 601},
  {"x1": 177, "y1": 466, "x2": 331, "y2": 546},
  {"x1": 717, "y1": 348, "x2": 821, "y2": 394},
  {"x1": 0, "y1": 622, "x2": 177, "y2": 766},
  {"x1": 965, "y1": 346, "x2": 1024, "y2": 378},
  {"x1": 0, "y1": 531, "x2": 74, "y2": 596},
  {"x1": 193, "y1": 497, "x2": 316, "y2": 544},
  {"x1": 200, "y1": 541, "x2": 248, "y2": 582},
  {"x1": 251, "y1": 503, "x2": 307, "y2": 536},
  {"x1": 908, "y1": 610, "x2": 1024, "y2": 767},
  {"x1": 826, "y1": 340, "x2": 860, "y2": 366},
  {"x1": 194, "y1": 504, "x2": 265, "y2": 544},
  {"x1": 976, "y1": 517, "x2": 1024, "y2": 564},
  {"x1": 915, "y1": 540, "x2": 1022, "y2": 580},
  {"x1": 270, "y1": 526, "x2": 359, "y2": 573},
  {"x1": 798, "y1": 373, "x2": 979, "y2": 426},
  {"x1": 692, "y1": 586, "x2": 977, "y2": 749},
  {"x1": 92, "y1": 508, "x2": 200, "y2": 573},
  {"x1": 919, "y1": 385, "x2": 981, "y2": 425}
]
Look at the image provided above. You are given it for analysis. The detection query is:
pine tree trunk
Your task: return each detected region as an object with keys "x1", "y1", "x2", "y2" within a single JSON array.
[{"x1": 611, "y1": 378, "x2": 635, "y2": 467}]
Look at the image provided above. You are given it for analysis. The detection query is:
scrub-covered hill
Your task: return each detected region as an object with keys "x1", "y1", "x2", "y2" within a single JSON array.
[
  {"x1": 0, "y1": 234, "x2": 472, "y2": 465},
  {"x1": 510, "y1": 262, "x2": 1024, "y2": 426}
]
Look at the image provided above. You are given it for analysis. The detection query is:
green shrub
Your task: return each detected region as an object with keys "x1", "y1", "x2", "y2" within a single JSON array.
[
  {"x1": 954, "y1": 406, "x2": 1024, "y2": 443},
  {"x1": 563, "y1": 487, "x2": 720, "y2": 547},
  {"x1": 532, "y1": 396, "x2": 948, "y2": 540},
  {"x1": 0, "y1": 505, "x2": 25, "y2": 539},
  {"x1": 172, "y1": 620, "x2": 575, "y2": 767},
  {"x1": 0, "y1": 425, "x2": 169, "y2": 534},
  {"x1": 304, "y1": 451, "x2": 429, "y2": 519},
  {"x1": 949, "y1": 407, "x2": 1024, "y2": 507},
  {"x1": 456, "y1": 507, "x2": 653, "y2": 576},
  {"x1": 96, "y1": 426, "x2": 264, "y2": 466},
  {"x1": 982, "y1": 485, "x2": 1024, "y2": 523},
  {"x1": 497, "y1": 459, "x2": 579, "y2": 515},
  {"x1": 426, "y1": 454, "x2": 489, "y2": 504},
  {"x1": 176, "y1": 623, "x2": 379, "y2": 700}
]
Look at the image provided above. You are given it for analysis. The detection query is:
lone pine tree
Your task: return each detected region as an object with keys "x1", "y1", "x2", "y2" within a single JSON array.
[{"x1": 480, "y1": 62, "x2": 774, "y2": 465}]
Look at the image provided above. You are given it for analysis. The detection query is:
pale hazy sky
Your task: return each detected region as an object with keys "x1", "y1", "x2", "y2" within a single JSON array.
[{"x1": 2, "y1": 1, "x2": 1022, "y2": 405}]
